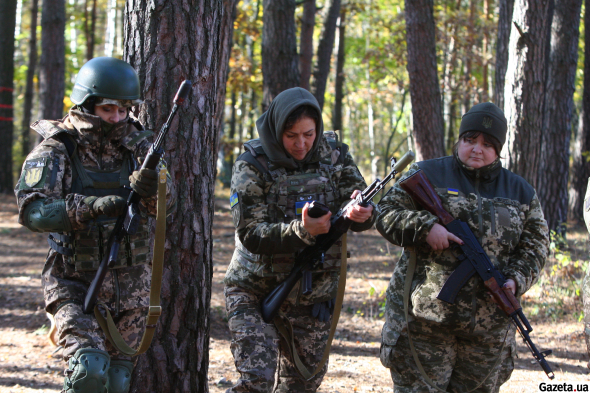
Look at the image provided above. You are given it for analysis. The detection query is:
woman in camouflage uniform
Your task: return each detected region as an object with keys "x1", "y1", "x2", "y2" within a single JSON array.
[
  {"x1": 224, "y1": 87, "x2": 375, "y2": 392},
  {"x1": 376, "y1": 102, "x2": 549, "y2": 392},
  {"x1": 15, "y1": 57, "x2": 173, "y2": 393}
]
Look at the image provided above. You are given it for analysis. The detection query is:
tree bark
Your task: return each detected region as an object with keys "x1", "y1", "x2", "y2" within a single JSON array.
[
  {"x1": 569, "y1": 1, "x2": 590, "y2": 221},
  {"x1": 262, "y1": 0, "x2": 299, "y2": 110},
  {"x1": 404, "y1": 0, "x2": 444, "y2": 161},
  {"x1": 299, "y1": 0, "x2": 316, "y2": 91},
  {"x1": 0, "y1": 0, "x2": 17, "y2": 193},
  {"x1": 21, "y1": 0, "x2": 40, "y2": 157},
  {"x1": 537, "y1": 0, "x2": 581, "y2": 231},
  {"x1": 38, "y1": 0, "x2": 66, "y2": 122},
  {"x1": 332, "y1": 9, "x2": 346, "y2": 132},
  {"x1": 124, "y1": 0, "x2": 237, "y2": 390},
  {"x1": 84, "y1": 0, "x2": 97, "y2": 61},
  {"x1": 502, "y1": 0, "x2": 553, "y2": 188},
  {"x1": 311, "y1": 0, "x2": 341, "y2": 110},
  {"x1": 494, "y1": 0, "x2": 514, "y2": 109}
]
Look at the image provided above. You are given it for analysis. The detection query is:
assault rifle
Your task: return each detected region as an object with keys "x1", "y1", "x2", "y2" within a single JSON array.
[
  {"x1": 83, "y1": 80, "x2": 192, "y2": 314},
  {"x1": 260, "y1": 150, "x2": 416, "y2": 323},
  {"x1": 399, "y1": 169, "x2": 555, "y2": 379}
]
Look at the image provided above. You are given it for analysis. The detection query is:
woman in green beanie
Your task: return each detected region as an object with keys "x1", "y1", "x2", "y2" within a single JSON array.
[{"x1": 376, "y1": 102, "x2": 549, "y2": 392}]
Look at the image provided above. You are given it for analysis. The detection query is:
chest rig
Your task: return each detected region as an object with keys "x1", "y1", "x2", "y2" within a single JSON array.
[
  {"x1": 234, "y1": 132, "x2": 348, "y2": 276},
  {"x1": 48, "y1": 132, "x2": 151, "y2": 271}
]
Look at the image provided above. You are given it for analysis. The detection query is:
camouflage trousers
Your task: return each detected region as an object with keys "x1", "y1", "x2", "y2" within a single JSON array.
[
  {"x1": 380, "y1": 319, "x2": 515, "y2": 393},
  {"x1": 54, "y1": 301, "x2": 147, "y2": 362},
  {"x1": 584, "y1": 269, "x2": 590, "y2": 369},
  {"x1": 224, "y1": 286, "x2": 330, "y2": 393}
]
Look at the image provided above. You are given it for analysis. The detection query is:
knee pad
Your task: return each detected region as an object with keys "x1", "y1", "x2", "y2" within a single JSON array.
[
  {"x1": 63, "y1": 348, "x2": 110, "y2": 393},
  {"x1": 106, "y1": 360, "x2": 134, "y2": 393}
]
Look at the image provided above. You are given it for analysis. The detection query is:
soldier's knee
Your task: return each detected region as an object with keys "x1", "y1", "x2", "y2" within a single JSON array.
[
  {"x1": 106, "y1": 360, "x2": 134, "y2": 393},
  {"x1": 63, "y1": 348, "x2": 110, "y2": 393}
]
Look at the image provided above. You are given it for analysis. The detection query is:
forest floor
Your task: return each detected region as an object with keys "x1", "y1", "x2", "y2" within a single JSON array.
[{"x1": 0, "y1": 191, "x2": 589, "y2": 393}]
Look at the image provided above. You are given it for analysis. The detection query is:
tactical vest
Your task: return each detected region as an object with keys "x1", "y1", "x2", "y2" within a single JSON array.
[
  {"x1": 48, "y1": 133, "x2": 151, "y2": 271},
  {"x1": 233, "y1": 132, "x2": 347, "y2": 277}
]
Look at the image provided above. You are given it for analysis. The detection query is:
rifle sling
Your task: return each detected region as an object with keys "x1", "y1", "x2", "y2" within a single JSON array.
[
  {"x1": 403, "y1": 247, "x2": 508, "y2": 392},
  {"x1": 94, "y1": 167, "x2": 167, "y2": 357},
  {"x1": 273, "y1": 233, "x2": 348, "y2": 381}
]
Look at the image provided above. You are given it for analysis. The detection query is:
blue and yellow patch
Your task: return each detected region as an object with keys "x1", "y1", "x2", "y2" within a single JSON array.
[
  {"x1": 447, "y1": 188, "x2": 459, "y2": 196},
  {"x1": 230, "y1": 193, "x2": 239, "y2": 208},
  {"x1": 296, "y1": 201, "x2": 315, "y2": 215}
]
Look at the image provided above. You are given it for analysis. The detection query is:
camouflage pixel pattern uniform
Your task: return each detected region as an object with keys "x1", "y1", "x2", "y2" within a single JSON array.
[
  {"x1": 582, "y1": 178, "x2": 590, "y2": 368},
  {"x1": 224, "y1": 133, "x2": 376, "y2": 392},
  {"x1": 376, "y1": 155, "x2": 549, "y2": 393},
  {"x1": 15, "y1": 109, "x2": 174, "y2": 364}
]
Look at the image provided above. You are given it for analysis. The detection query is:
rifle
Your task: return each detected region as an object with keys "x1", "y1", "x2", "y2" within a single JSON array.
[
  {"x1": 399, "y1": 169, "x2": 554, "y2": 379},
  {"x1": 260, "y1": 150, "x2": 416, "y2": 323},
  {"x1": 83, "y1": 80, "x2": 192, "y2": 314}
]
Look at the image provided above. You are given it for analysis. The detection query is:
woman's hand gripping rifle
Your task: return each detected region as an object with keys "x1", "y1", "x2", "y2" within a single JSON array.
[
  {"x1": 260, "y1": 151, "x2": 415, "y2": 323},
  {"x1": 83, "y1": 80, "x2": 192, "y2": 314}
]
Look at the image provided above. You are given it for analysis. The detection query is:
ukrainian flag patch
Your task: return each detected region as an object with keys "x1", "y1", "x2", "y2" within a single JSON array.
[
  {"x1": 296, "y1": 201, "x2": 314, "y2": 215},
  {"x1": 230, "y1": 193, "x2": 239, "y2": 208},
  {"x1": 447, "y1": 188, "x2": 459, "y2": 196}
]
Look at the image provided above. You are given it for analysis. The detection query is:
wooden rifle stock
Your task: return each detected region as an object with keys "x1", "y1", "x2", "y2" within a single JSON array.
[{"x1": 399, "y1": 170, "x2": 454, "y2": 225}]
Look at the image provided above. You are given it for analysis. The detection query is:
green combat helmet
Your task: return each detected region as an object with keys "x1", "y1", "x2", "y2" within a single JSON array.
[{"x1": 71, "y1": 57, "x2": 141, "y2": 106}]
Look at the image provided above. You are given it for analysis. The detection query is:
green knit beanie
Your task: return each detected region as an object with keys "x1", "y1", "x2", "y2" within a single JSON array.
[{"x1": 459, "y1": 102, "x2": 507, "y2": 146}]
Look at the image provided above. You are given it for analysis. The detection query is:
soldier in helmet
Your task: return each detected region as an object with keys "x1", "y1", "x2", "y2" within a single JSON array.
[
  {"x1": 376, "y1": 102, "x2": 549, "y2": 392},
  {"x1": 15, "y1": 57, "x2": 174, "y2": 393},
  {"x1": 224, "y1": 87, "x2": 376, "y2": 392}
]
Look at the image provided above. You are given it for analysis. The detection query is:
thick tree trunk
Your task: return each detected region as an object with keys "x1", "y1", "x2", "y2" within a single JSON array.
[
  {"x1": 124, "y1": 0, "x2": 237, "y2": 390},
  {"x1": 332, "y1": 9, "x2": 346, "y2": 132},
  {"x1": 502, "y1": 0, "x2": 552, "y2": 188},
  {"x1": 494, "y1": 0, "x2": 514, "y2": 109},
  {"x1": 0, "y1": 0, "x2": 17, "y2": 193},
  {"x1": 299, "y1": 0, "x2": 316, "y2": 91},
  {"x1": 262, "y1": 0, "x2": 299, "y2": 110},
  {"x1": 537, "y1": 0, "x2": 581, "y2": 231},
  {"x1": 38, "y1": 0, "x2": 66, "y2": 122},
  {"x1": 21, "y1": 0, "x2": 40, "y2": 157},
  {"x1": 569, "y1": 2, "x2": 590, "y2": 221},
  {"x1": 311, "y1": 0, "x2": 341, "y2": 110},
  {"x1": 404, "y1": 0, "x2": 444, "y2": 161}
]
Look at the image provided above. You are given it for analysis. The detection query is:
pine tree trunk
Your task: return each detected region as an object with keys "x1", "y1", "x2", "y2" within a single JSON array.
[
  {"x1": 0, "y1": 0, "x2": 17, "y2": 193},
  {"x1": 38, "y1": 0, "x2": 66, "y2": 122},
  {"x1": 332, "y1": 9, "x2": 346, "y2": 132},
  {"x1": 404, "y1": 0, "x2": 444, "y2": 161},
  {"x1": 569, "y1": 2, "x2": 590, "y2": 221},
  {"x1": 124, "y1": 0, "x2": 237, "y2": 390},
  {"x1": 494, "y1": 0, "x2": 514, "y2": 109},
  {"x1": 311, "y1": 0, "x2": 341, "y2": 110},
  {"x1": 21, "y1": 0, "x2": 39, "y2": 157},
  {"x1": 84, "y1": 0, "x2": 97, "y2": 61},
  {"x1": 537, "y1": 0, "x2": 581, "y2": 231},
  {"x1": 502, "y1": 0, "x2": 553, "y2": 187},
  {"x1": 262, "y1": 0, "x2": 299, "y2": 110},
  {"x1": 299, "y1": 0, "x2": 316, "y2": 91}
]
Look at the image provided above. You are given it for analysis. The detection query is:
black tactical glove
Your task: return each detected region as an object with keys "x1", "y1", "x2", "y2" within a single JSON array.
[
  {"x1": 312, "y1": 298, "x2": 336, "y2": 323},
  {"x1": 129, "y1": 168, "x2": 158, "y2": 198},
  {"x1": 83, "y1": 195, "x2": 126, "y2": 218}
]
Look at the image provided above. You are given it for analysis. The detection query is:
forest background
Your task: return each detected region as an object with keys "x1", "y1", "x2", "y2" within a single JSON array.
[{"x1": 0, "y1": 0, "x2": 589, "y2": 391}]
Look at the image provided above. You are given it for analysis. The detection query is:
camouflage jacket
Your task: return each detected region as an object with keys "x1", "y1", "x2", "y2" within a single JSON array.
[
  {"x1": 224, "y1": 134, "x2": 376, "y2": 305},
  {"x1": 376, "y1": 155, "x2": 549, "y2": 345},
  {"x1": 15, "y1": 109, "x2": 175, "y2": 311}
]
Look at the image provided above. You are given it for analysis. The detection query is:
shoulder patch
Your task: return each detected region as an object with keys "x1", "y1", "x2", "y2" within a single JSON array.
[
  {"x1": 230, "y1": 193, "x2": 239, "y2": 208},
  {"x1": 22, "y1": 157, "x2": 49, "y2": 188}
]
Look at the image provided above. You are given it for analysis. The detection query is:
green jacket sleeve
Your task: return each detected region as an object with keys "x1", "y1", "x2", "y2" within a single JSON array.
[
  {"x1": 231, "y1": 160, "x2": 316, "y2": 255},
  {"x1": 376, "y1": 164, "x2": 439, "y2": 247}
]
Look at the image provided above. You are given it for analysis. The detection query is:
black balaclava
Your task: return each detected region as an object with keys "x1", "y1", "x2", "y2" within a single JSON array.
[{"x1": 256, "y1": 87, "x2": 324, "y2": 169}]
